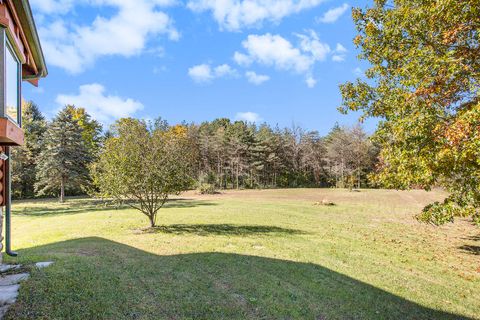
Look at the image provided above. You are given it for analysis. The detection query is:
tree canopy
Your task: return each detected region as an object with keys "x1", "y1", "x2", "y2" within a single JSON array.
[
  {"x1": 35, "y1": 107, "x2": 91, "y2": 202},
  {"x1": 340, "y1": 0, "x2": 480, "y2": 225},
  {"x1": 92, "y1": 119, "x2": 195, "y2": 227},
  {"x1": 65, "y1": 105, "x2": 103, "y2": 160},
  {"x1": 12, "y1": 101, "x2": 47, "y2": 199},
  {"x1": 12, "y1": 102, "x2": 377, "y2": 202},
  {"x1": 191, "y1": 119, "x2": 377, "y2": 190}
]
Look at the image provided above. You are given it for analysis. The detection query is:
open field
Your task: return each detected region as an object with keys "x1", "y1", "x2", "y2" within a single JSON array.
[{"x1": 3, "y1": 189, "x2": 480, "y2": 319}]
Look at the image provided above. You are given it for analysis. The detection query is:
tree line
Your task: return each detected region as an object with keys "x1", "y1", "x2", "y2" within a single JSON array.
[
  {"x1": 188, "y1": 119, "x2": 378, "y2": 190},
  {"x1": 12, "y1": 101, "x2": 379, "y2": 201}
]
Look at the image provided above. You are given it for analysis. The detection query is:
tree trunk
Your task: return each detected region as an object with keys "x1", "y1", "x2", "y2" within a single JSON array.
[
  {"x1": 236, "y1": 165, "x2": 239, "y2": 190},
  {"x1": 217, "y1": 156, "x2": 222, "y2": 189},
  {"x1": 149, "y1": 214, "x2": 156, "y2": 228},
  {"x1": 357, "y1": 168, "x2": 361, "y2": 189},
  {"x1": 60, "y1": 177, "x2": 65, "y2": 203}
]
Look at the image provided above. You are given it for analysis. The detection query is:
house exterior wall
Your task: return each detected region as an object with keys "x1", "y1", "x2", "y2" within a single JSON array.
[{"x1": 0, "y1": 0, "x2": 46, "y2": 262}]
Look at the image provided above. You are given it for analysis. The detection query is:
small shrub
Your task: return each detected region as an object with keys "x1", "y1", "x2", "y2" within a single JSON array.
[
  {"x1": 416, "y1": 202, "x2": 455, "y2": 225},
  {"x1": 416, "y1": 201, "x2": 477, "y2": 226},
  {"x1": 197, "y1": 183, "x2": 218, "y2": 195}
]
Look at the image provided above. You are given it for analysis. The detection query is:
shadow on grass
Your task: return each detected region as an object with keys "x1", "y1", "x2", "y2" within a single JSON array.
[
  {"x1": 459, "y1": 234, "x2": 480, "y2": 255},
  {"x1": 462, "y1": 235, "x2": 480, "y2": 241},
  {"x1": 148, "y1": 224, "x2": 306, "y2": 236},
  {"x1": 5, "y1": 237, "x2": 473, "y2": 320},
  {"x1": 12, "y1": 198, "x2": 217, "y2": 217},
  {"x1": 163, "y1": 198, "x2": 218, "y2": 209},
  {"x1": 13, "y1": 205, "x2": 115, "y2": 217},
  {"x1": 459, "y1": 245, "x2": 480, "y2": 255}
]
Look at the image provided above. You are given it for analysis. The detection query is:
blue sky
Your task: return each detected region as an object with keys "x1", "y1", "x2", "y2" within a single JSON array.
[{"x1": 25, "y1": 0, "x2": 375, "y2": 135}]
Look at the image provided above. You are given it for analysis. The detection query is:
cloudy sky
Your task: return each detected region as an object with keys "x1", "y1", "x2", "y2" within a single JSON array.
[{"x1": 25, "y1": 0, "x2": 374, "y2": 134}]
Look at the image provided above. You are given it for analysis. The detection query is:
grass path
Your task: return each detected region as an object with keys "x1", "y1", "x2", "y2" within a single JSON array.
[{"x1": 3, "y1": 189, "x2": 480, "y2": 319}]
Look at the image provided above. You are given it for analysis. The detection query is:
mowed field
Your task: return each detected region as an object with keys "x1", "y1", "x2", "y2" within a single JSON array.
[{"x1": 4, "y1": 189, "x2": 480, "y2": 319}]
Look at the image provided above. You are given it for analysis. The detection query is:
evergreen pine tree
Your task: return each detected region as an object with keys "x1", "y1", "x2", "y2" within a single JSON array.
[
  {"x1": 12, "y1": 101, "x2": 47, "y2": 199},
  {"x1": 35, "y1": 107, "x2": 91, "y2": 202}
]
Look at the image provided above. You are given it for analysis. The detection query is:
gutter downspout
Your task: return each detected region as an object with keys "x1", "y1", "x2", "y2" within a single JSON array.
[{"x1": 5, "y1": 146, "x2": 17, "y2": 257}]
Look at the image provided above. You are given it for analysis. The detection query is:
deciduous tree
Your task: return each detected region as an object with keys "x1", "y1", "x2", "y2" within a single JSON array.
[
  {"x1": 92, "y1": 119, "x2": 194, "y2": 227},
  {"x1": 340, "y1": 0, "x2": 480, "y2": 224},
  {"x1": 65, "y1": 105, "x2": 103, "y2": 160}
]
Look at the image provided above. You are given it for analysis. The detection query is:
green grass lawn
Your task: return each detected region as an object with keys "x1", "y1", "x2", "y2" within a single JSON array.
[{"x1": 3, "y1": 189, "x2": 480, "y2": 319}]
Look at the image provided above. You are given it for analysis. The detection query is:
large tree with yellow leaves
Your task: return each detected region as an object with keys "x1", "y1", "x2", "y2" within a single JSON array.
[{"x1": 340, "y1": 0, "x2": 480, "y2": 225}]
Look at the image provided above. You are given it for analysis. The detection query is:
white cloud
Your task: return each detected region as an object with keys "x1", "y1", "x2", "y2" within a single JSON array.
[
  {"x1": 188, "y1": 64, "x2": 214, "y2": 82},
  {"x1": 187, "y1": 0, "x2": 326, "y2": 31},
  {"x1": 56, "y1": 83, "x2": 144, "y2": 124},
  {"x1": 296, "y1": 30, "x2": 331, "y2": 61},
  {"x1": 353, "y1": 67, "x2": 363, "y2": 76},
  {"x1": 234, "y1": 33, "x2": 313, "y2": 73},
  {"x1": 316, "y1": 3, "x2": 349, "y2": 23},
  {"x1": 233, "y1": 52, "x2": 252, "y2": 66},
  {"x1": 245, "y1": 71, "x2": 270, "y2": 85},
  {"x1": 214, "y1": 64, "x2": 237, "y2": 77},
  {"x1": 235, "y1": 111, "x2": 262, "y2": 122},
  {"x1": 305, "y1": 76, "x2": 317, "y2": 88},
  {"x1": 233, "y1": 31, "x2": 335, "y2": 87},
  {"x1": 335, "y1": 43, "x2": 347, "y2": 53},
  {"x1": 31, "y1": 0, "x2": 177, "y2": 14},
  {"x1": 332, "y1": 55, "x2": 345, "y2": 62},
  {"x1": 31, "y1": 0, "x2": 75, "y2": 14},
  {"x1": 35, "y1": 0, "x2": 179, "y2": 73},
  {"x1": 332, "y1": 43, "x2": 347, "y2": 62},
  {"x1": 188, "y1": 63, "x2": 237, "y2": 83}
]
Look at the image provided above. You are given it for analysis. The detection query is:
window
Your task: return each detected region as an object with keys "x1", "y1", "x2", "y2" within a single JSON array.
[{"x1": 5, "y1": 44, "x2": 19, "y2": 124}]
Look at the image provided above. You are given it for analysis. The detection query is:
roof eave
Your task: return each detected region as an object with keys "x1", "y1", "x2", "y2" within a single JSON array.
[{"x1": 12, "y1": 0, "x2": 47, "y2": 80}]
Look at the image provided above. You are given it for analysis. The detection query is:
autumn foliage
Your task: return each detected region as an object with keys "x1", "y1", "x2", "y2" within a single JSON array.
[{"x1": 340, "y1": 0, "x2": 480, "y2": 224}]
